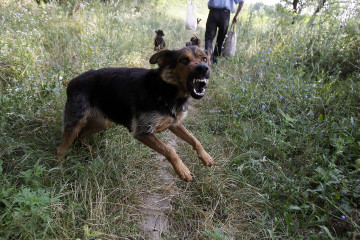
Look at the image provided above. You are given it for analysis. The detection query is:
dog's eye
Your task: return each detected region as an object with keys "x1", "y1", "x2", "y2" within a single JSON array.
[
  {"x1": 180, "y1": 58, "x2": 190, "y2": 65},
  {"x1": 202, "y1": 57, "x2": 208, "y2": 63}
]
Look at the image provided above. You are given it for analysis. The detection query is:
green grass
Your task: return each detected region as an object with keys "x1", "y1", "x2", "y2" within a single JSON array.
[{"x1": 1, "y1": 0, "x2": 359, "y2": 239}]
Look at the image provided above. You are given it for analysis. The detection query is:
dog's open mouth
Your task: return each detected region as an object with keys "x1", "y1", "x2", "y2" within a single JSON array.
[{"x1": 190, "y1": 78, "x2": 208, "y2": 99}]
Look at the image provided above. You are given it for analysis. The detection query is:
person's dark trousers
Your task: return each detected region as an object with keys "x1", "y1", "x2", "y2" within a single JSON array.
[{"x1": 205, "y1": 8, "x2": 230, "y2": 63}]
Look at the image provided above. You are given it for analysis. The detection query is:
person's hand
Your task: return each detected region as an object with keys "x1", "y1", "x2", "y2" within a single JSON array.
[{"x1": 232, "y1": 17, "x2": 237, "y2": 24}]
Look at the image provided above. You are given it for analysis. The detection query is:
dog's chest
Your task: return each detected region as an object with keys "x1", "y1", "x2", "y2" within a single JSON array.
[{"x1": 131, "y1": 108, "x2": 187, "y2": 136}]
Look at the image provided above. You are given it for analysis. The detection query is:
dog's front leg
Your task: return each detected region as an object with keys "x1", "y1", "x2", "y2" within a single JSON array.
[
  {"x1": 135, "y1": 134, "x2": 193, "y2": 182},
  {"x1": 169, "y1": 124, "x2": 214, "y2": 167}
]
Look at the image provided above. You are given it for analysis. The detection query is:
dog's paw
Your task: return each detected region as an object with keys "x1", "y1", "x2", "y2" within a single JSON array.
[
  {"x1": 199, "y1": 151, "x2": 214, "y2": 167},
  {"x1": 173, "y1": 162, "x2": 193, "y2": 182},
  {"x1": 56, "y1": 148, "x2": 63, "y2": 159},
  {"x1": 80, "y1": 138, "x2": 94, "y2": 150},
  {"x1": 56, "y1": 153, "x2": 65, "y2": 165}
]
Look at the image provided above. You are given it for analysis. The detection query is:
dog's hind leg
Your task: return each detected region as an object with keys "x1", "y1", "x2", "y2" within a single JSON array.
[
  {"x1": 56, "y1": 120, "x2": 85, "y2": 163},
  {"x1": 135, "y1": 134, "x2": 193, "y2": 182},
  {"x1": 169, "y1": 124, "x2": 214, "y2": 167},
  {"x1": 78, "y1": 113, "x2": 111, "y2": 148},
  {"x1": 56, "y1": 94, "x2": 88, "y2": 163}
]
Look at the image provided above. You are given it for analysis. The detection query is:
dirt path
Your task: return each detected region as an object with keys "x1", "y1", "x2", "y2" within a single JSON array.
[{"x1": 138, "y1": 137, "x2": 179, "y2": 239}]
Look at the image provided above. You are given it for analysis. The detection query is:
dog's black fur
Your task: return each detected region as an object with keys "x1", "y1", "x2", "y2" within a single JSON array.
[
  {"x1": 154, "y1": 29, "x2": 165, "y2": 52},
  {"x1": 64, "y1": 68, "x2": 182, "y2": 132},
  {"x1": 57, "y1": 46, "x2": 214, "y2": 181}
]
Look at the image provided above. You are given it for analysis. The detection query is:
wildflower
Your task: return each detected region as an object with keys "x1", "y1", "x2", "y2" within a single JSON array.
[
  {"x1": 285, "y1": 109, "x2": 288, "y2": 113},
  {"x1": 260, "y1": 72, "x2": 263, "y2": 77},
  {"x1": 218, "y1": 110, "x2": 221, "y2": 113},
  {"x1": 340, "y1": 24, "x2": 344, "y2": 28},
  {"x1": 305, "y1": 95, "x2": 308, "y2": 98},
  {"x1": 295, "y1": 61, "x2": 298, "y2": 64},
  {"x1": 341, "y1": 215, "x2": 346, "y2": 220},
  {"x1": 257, "y1": 51, "x2": 260, "y2": 54},
  {"x1": 294, "y1": 52, "x2": 296, "y2": 55},
  {"x1": 245, "y1": 42, "x2": 248, "y2": 44},
  {"x1": 285, "y1": 86, "x2": 288, "y2": 89},
  {"x1": 209, "y1": 110, "x2": 213, "y2": 113},
  {"x1": 280, "y1": 96, "x2": 283, "y2": 99},
  {"x1": 89, "y1": 45, "x2": 95, "y2": 49},
  {"x1": 242, "y1": 88, "x2": 245, "y2": 92},
  {"x1": 269, "y1": 48, "x2": 272, "y2": 52},
  {"x1": 237, "y1": 112, "x2": 240, "y2": 115},
  {"x1": 261, "y1": 59, "x2": 264, "y2": 62},
  {"x1": 262, "y1": 105, "x2": 266, "y2": 109},
  {"x1": 249, "y1": 77, "x2": 251, "y2": 82},
  {"x1": 310, "y1": 127, "x2": 313, "y2": 131},
  {"x1": 315, "y1": 123, "x2": 318, "y2": 126},
  {"x1": 277, "y1": 73, "x2": 280, "y2": 78}
]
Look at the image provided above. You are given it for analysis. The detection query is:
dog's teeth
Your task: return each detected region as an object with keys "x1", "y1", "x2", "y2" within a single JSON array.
[
  {"x1": 193, "y1": 88, "x2": 205, "y2": 96},
  {"x1": 193, "y1": 78, "x2": 208, "y2": 83}
]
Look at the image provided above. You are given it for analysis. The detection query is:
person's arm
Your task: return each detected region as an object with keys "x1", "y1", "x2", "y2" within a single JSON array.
[{"x1": 232, "y1": 1, "x2": 244, "y2": 24}]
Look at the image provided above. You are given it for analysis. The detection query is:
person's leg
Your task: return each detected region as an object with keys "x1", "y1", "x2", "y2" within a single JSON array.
[
  {"x1": 213, "y1": 10, "x2": 230, "y2": 60},
  {"x1": 205, "y1": 9, "x2": 218, "y2": 63}
]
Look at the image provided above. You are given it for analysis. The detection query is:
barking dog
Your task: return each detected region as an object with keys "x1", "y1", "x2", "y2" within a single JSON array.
[
  {"x1": 186, "y1": 35, "x2": 202, "y2": 48},
  {"x1": 154, "y1": 29, "x2": 166, "y2": 52},
  {"x1": 56, "y1": 46, "x2": 214, "y2": 182}
]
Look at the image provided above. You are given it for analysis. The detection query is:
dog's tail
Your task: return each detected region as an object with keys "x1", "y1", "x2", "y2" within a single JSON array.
[{"x1": 62, "y1": 93, "x2": 90, "y2": 132}]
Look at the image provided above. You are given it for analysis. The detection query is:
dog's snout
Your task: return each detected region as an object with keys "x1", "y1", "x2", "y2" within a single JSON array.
[{"x1": 196, "y1": 64, "x2": 209, "y2": 75}]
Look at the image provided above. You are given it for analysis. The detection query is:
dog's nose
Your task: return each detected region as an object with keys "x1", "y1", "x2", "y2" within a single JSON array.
[{"x1": 196, "y1": 64, "x2": 209, "y2": 75}]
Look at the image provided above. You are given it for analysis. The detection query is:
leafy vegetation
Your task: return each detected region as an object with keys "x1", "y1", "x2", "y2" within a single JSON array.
[{"x1": 0, "y1": 0, "x2": 359, "y2": 239}]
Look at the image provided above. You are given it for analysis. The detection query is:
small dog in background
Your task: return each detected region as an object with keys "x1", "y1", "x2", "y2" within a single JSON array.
[
  {"x1": 186, "y1": 35, "x2": 202, "y2": 48},
  {"x1": 154, "y1": 30, "x2": 166, "y2": 52}
]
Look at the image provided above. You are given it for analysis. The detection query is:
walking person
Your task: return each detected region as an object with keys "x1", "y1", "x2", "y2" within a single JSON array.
[{"x1": 205, "y1": 0, "x2": 245, "y2": 63}]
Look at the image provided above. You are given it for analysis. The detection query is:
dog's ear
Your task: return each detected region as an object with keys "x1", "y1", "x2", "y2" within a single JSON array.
[{"x1": 149, "y1": 50, "x2": 176, "y2": 68}]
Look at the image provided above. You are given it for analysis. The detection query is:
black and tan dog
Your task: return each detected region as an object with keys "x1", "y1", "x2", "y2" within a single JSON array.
[
  {"x1": 56, "y1": 46, "x2": 214, "y2": 182},
  {"x1": 154, "y1": 29, "x2": 166, "y2": 52},
  {"x1": 186, "y1": 35, "x2": 202, "y2": 48}
]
